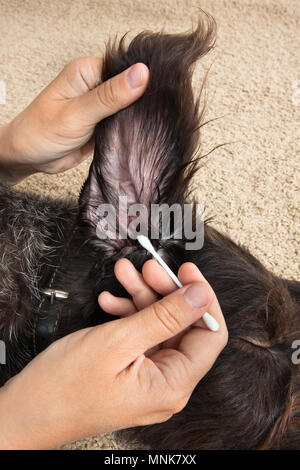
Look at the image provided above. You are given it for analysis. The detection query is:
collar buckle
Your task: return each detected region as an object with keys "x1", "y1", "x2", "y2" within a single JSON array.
[{"x1": 40, "y1": 288, "x2": 69, "y2": 304}]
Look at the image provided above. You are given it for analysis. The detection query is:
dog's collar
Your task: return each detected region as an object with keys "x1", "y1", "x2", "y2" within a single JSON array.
[
  {"x1": 33, "y1": 225, "x2": 77, "y2": 356},
  {"x1": 39, "y1": 288, "x2": 69, "y2": 303}
]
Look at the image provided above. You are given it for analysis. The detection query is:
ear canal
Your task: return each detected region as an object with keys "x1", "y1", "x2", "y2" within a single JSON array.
[{"x1": 79, "y1": 12, "x2": 216, "y2": 248}]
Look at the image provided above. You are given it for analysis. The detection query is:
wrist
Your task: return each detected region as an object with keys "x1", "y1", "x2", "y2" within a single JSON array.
[
  {"x1": 0, "y1": 367, "x2": 81, "y2": 450},
  {"x1": 0, "y1": 377, "x2": 57, "y2": 450},
  {"x1": 0, "y1": 123, "x2": 36, "y2": 185},
  {"x1": 0, "y1": 381, "x2": 28, "y2": 449},
  {"x1": 0, "y1": 369, "x2": 59, "y2": 450}
]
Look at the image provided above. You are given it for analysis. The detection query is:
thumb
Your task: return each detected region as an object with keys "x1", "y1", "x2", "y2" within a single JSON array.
[
  {"x1": 117, "y1": 282, "x2": 215, "y2": 366},
  {"x1": 73, "y1": 62, "x2": 149, "y2": 125}
]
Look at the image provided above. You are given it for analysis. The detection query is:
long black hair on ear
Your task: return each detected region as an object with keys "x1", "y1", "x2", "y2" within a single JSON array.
[{"x1": 78, "y1": 12, "x2": 216, "y2": 250}]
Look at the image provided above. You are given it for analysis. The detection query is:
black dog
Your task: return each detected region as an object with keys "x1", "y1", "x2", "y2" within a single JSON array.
[{"x1": 0, "y1": 13, "x2": 299, "y2": 449}]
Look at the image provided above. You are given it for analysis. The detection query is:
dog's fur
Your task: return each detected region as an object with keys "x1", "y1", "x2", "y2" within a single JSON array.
[{"x1": 0, "y1": 12, "x2": 299, "y2": 449}]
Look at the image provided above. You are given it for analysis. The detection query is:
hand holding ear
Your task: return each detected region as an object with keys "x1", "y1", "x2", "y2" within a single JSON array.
[
  {"x1": 0, "y1": 262, "x2": 227, "y2": 449},
  {"x1": 0, "y1": 57, "x2": 149, "y2": 185}
]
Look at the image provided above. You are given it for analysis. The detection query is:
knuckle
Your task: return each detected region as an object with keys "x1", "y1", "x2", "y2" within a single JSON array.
[
  {"x1": 151, "y1": 300, "x2": 182, "y2": 337},
  {"x1": 156, "y1": 412, "x2": 173, "y2": 424},
  {"x1": 97, "y1": 79, "x2": 118, "y2": 109},
  {"x1": 220, "y1": 327, "x2": 229, "y2": 348},
  {"x1": 207, "y1": 286, "x2": 229, "y2": 350},
  {"x1": 63, "y1": 58, "x2": 77, "y2": 72},
  {"x1": 169, "y1": 395, "x2": 189, "y2": 415},
  {"x1": 216, "y1": 325, "x2": 229, "y2": 351},
  {"x1": 74, "y1": 56, "x2": 91, "y2": 68},
  {"x1": 138, "y1": 411, "x2": 173, "y2": 427},
  {"x1": 65, "y1": 56, "x2": 88, "y2": 71},
  {"x1": 173, "y1": 400, "x2": 187, "y2": 415}
]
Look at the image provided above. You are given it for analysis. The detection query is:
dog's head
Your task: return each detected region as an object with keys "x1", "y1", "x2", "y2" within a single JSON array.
[{"x1": 78, "y1": 13, "x2": 300, "y2": 450}]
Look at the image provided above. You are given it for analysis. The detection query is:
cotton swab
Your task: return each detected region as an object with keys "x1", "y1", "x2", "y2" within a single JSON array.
[{"x1": 137, "y1": 235, "x2": 219, "y2": 332}]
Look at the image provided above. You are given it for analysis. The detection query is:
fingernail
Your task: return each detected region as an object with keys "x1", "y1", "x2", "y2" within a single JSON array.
[
  {"x1": 126, "y1": 64, "x2": 144, "y2": 88},
  {"x1": 184, "y1": 284, "x2": 220, "y2": 332},
  {"x1": 184, "y1": 284, "x2": 208, "y2": 308}
]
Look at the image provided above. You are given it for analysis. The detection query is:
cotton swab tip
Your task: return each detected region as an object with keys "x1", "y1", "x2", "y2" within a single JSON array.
[
  {"x1": 136, "y1": 235, "x2": 154, "y2": 253},
  {"x1": 203, "y1": 312, "x2": 219, "y2": 331}
]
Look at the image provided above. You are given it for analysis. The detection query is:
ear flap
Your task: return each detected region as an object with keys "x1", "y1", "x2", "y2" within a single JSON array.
[{"x1": 79, "y1": 13, "x2": 216, "y2": 248}]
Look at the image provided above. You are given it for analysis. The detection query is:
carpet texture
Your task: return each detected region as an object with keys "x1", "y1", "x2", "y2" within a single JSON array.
[{"x1": 0, "y1": 0, "x2": 299, "y2": 450}]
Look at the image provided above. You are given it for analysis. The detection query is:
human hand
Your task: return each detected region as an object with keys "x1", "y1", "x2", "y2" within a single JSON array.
[
  {"x1": 0, "y1": 261, "x2": 227, "y2": 450},
  {"x1": 0, "y1": 58, "x2": 149, "y2": 184},
  {"x1": 99, "y1": 259, "x2": 223, "y2": 351}
]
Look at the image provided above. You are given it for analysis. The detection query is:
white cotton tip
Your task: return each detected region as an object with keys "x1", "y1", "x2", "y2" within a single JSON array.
[
  {"x1": 136, "y1": 235, "x2": 155, "y2": 254},
  {"x1": 137, "y1": 235, "x2": 182, "y2": 288},
  {"x1": 136, "y1": 235, "x2": 219, "y2": 332},
  {"x1": 203, "y1": 312, "x2": 220, "y2": 332}
]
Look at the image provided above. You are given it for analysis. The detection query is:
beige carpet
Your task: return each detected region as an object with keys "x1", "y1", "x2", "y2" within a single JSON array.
[{"x1": 0, "y1": 0, "x2": 299, "y2": 450}]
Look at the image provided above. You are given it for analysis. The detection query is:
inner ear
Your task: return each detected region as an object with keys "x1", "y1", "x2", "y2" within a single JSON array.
[
  {"x1": 79, "y1": 111, "x2": 162, "y2": 244},
  {"x1": 91, "y1": 114, "x2": 163, "y2": 207},
  {"x1": 78, "y1": 18, "x2": 216, "y2": 247}
]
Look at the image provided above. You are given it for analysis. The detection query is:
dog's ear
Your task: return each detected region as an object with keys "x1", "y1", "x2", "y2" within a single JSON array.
[{"x1": 79, "y1": 13, "x2": 216, "y2": 246}]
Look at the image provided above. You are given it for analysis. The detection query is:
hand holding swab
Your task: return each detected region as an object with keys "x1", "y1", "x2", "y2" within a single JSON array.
[{"x1": 137, "y1": 235, "x2": 219, "y2": 332}]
